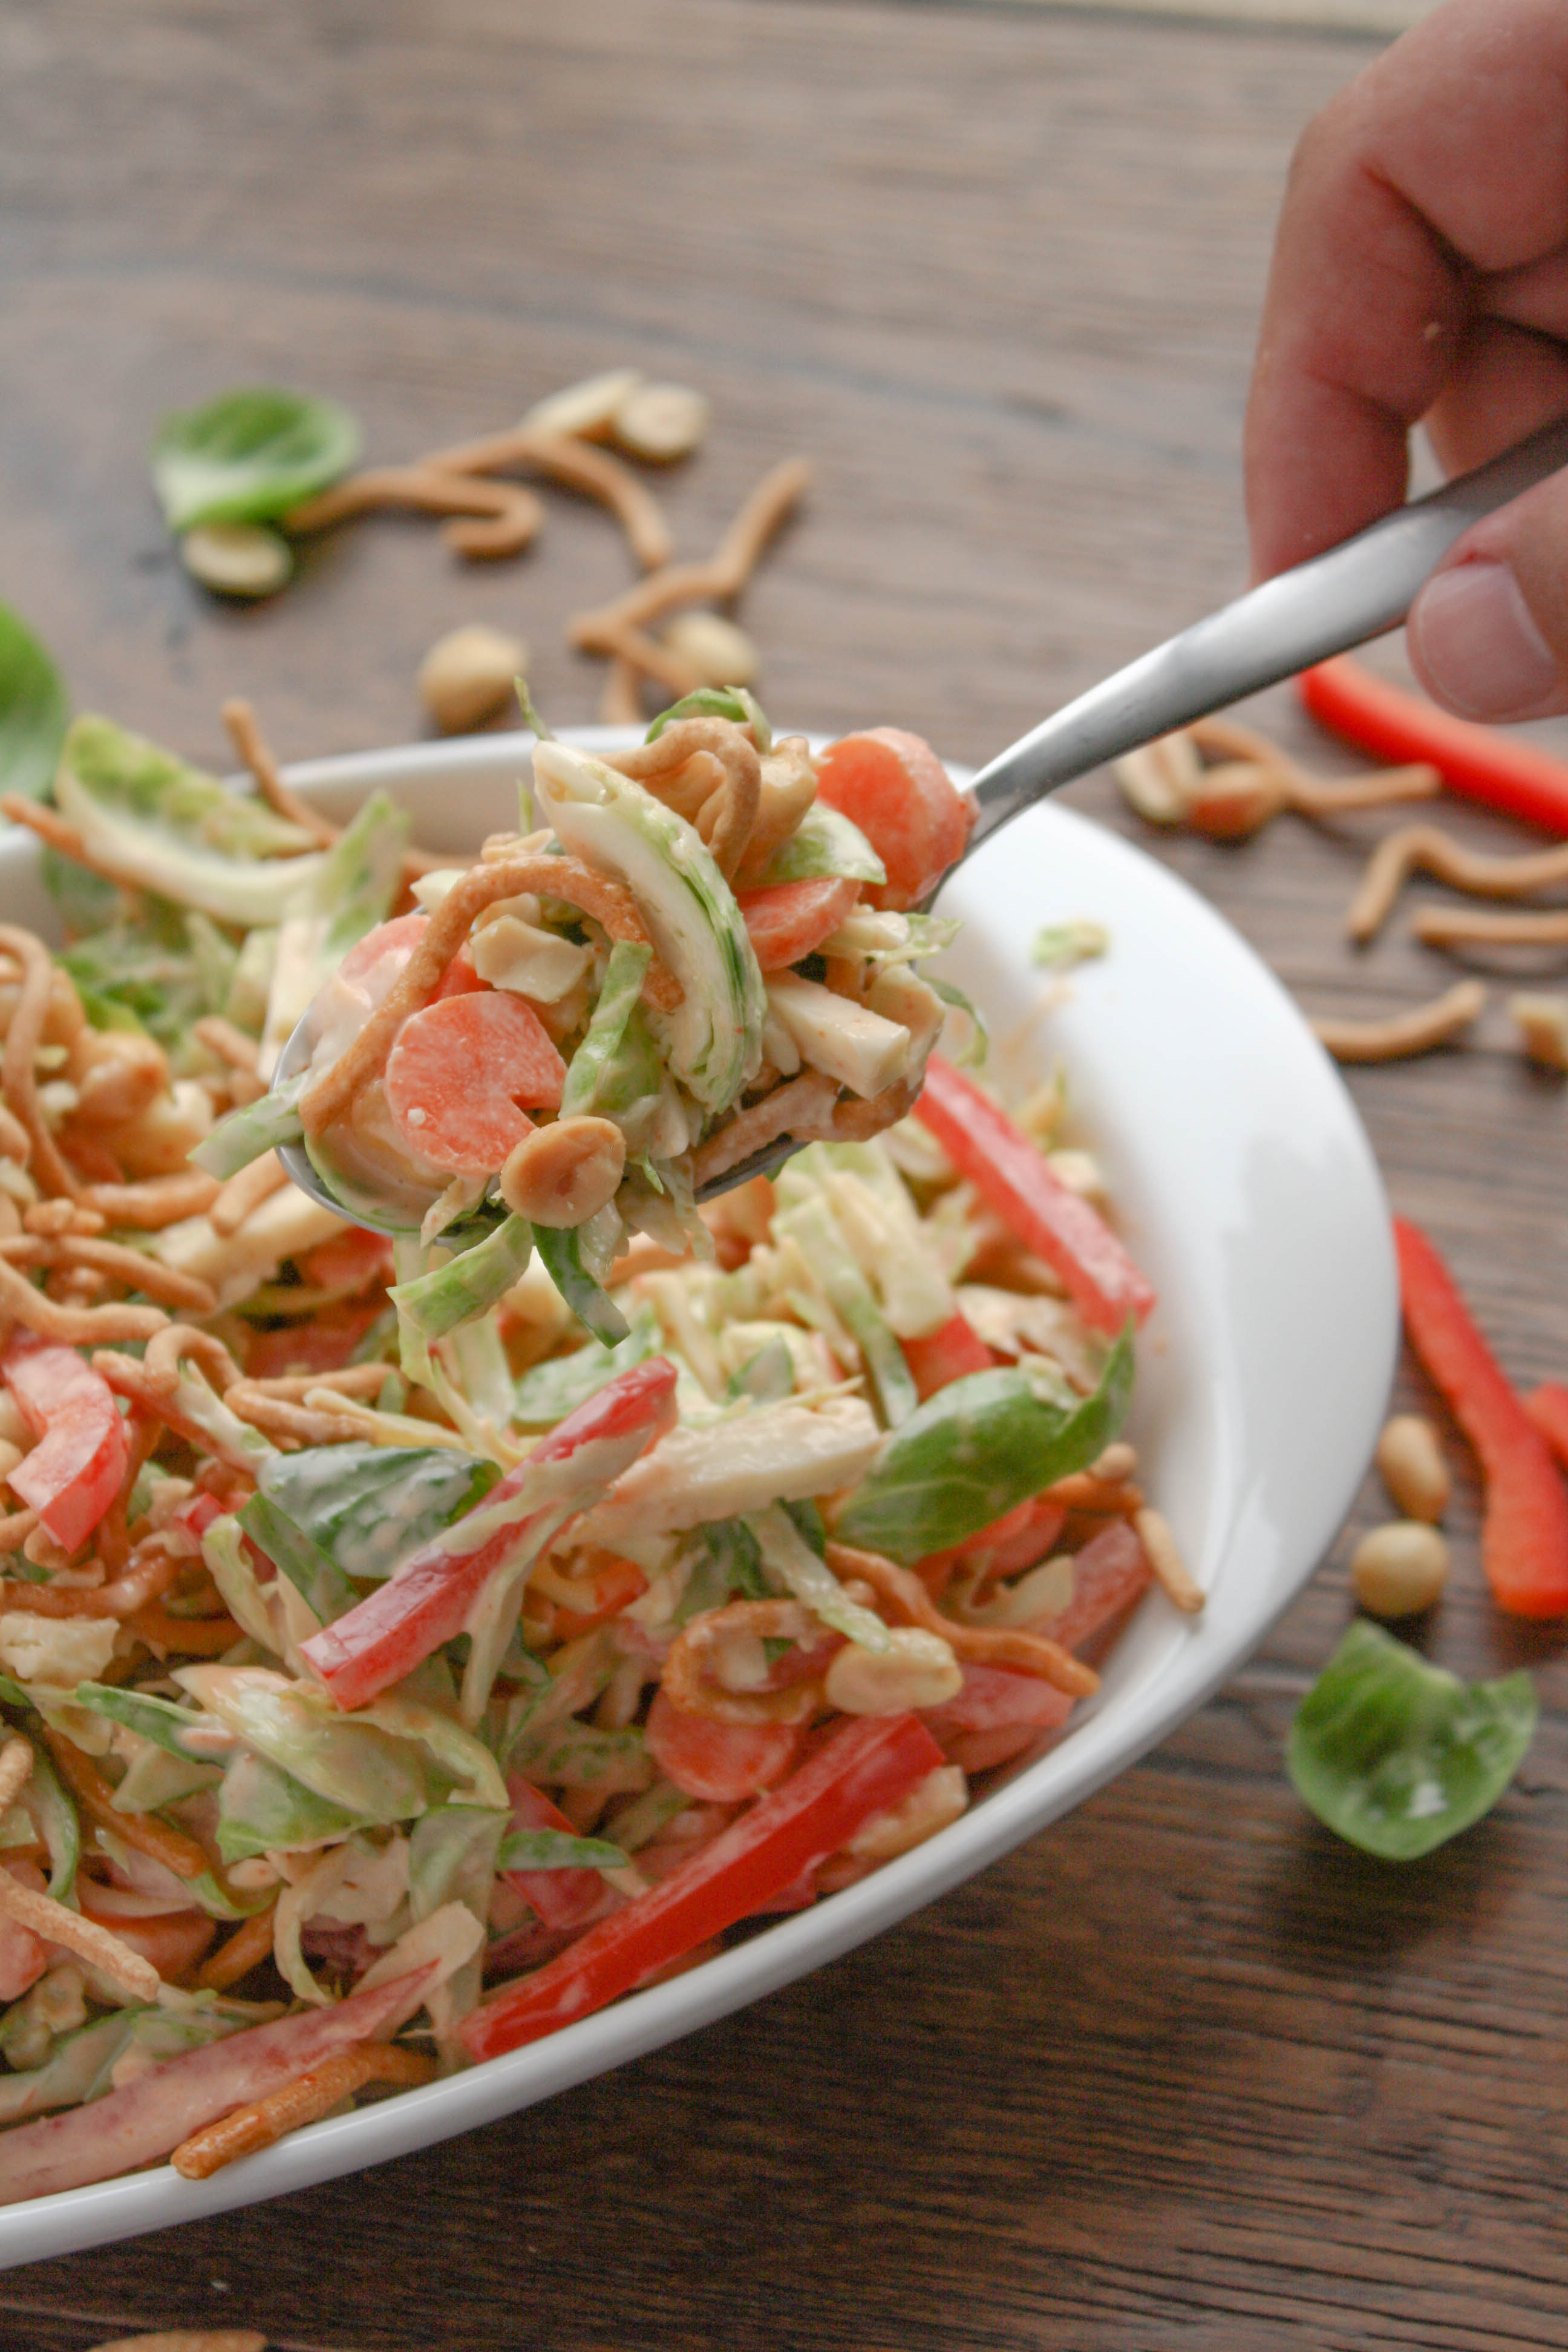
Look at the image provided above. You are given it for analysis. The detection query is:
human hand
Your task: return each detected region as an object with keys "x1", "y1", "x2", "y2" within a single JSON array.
[{"x1": 1245, "y1": 0, "x2": 1568, "y2": 722}]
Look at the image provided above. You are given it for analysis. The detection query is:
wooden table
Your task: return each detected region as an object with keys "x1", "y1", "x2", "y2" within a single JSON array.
[{"x1": 3, "y1": 4, "x2": 1564, "y2": 2345}]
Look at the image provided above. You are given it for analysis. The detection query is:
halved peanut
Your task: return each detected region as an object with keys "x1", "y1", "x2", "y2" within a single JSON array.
[
  {"x1": 180, "y1": 522, "x2": 294, "y2": 599},
  {"x1": 1508, "y1": 991, "x2": 1568, "y2": 1073},
  {"x1": 662, "y1": 611, "x2": 759, "y2": 689},
  {"x1": 417, "y1": 624, "x2": 528, "y2": 733},
  {"x1": 823, "y1": 1627, "x2": 962, "y2": 1714},
  {"x1": 613, "y1": 382, "x2": 711, "y2": 462},
  {"x1": 500, "y1": 1115, "x2": 626, "y2": 1227}
]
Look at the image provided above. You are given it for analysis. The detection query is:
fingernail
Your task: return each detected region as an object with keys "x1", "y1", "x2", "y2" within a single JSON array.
[{"x1": 1408, "y1": 560, "x2": 1560, "y2": 721}]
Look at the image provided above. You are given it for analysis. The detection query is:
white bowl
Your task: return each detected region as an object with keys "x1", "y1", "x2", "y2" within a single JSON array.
[{"x1": 0, "y1": 729, "x2": 1397, "y2": 2264}]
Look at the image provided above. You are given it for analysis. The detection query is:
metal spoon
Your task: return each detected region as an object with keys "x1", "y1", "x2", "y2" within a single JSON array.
[{"x1": 276, "y1": 413, "x2": 1568, "y2": 1223}]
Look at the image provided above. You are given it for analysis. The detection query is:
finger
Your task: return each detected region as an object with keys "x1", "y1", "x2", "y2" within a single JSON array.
[
  {"x1": 1424, "y1": 317, "x2": 1568, "y2": 476},
  {"x1": 1408, "y1": 465, "x2": 1568, "y2": 721},
  {"x1": 1246, "y1": 0, "x2": 1568, "y2": 580}
]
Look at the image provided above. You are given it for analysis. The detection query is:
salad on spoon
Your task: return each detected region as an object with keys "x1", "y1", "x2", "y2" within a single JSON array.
[{"x1": 205, "y1": 688, "x2": 978, "y2": 1348}]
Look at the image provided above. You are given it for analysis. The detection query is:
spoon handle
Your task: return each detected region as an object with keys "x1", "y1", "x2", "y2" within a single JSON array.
[{"x1": 967, "y1": 414, "x2": 1568, "y2": 849}]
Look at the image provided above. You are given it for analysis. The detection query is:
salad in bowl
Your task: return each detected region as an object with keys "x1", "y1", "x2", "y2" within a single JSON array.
[{"x1": 0, "y1": 685, "x2": 1169, "y2": 2206}]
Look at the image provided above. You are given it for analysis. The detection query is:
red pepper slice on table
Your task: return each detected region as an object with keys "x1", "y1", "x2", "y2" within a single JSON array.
[
  {"x1": 1524, "y1": 1382, "x2": 1568, "y2": 1471},
  {"x1": 299, "y1": 1357, "x2": 679, "y2": 1708},
  {"x1": 461, "y1": 1710, "x2": 944, "y2": 2060},
  {"x1": 1, "y1": 1333, "x2": 128, "y2": 1552},
  {"x1": 1393, "y1": 1219, "x2": 1568, "y2": 1619},
  {"x1": 913, "y1": 1055, "x2": 1155, "y2": 1336},
  {"x1": 1301, "y1": 656, "x2": 1568, "y2": 836}
]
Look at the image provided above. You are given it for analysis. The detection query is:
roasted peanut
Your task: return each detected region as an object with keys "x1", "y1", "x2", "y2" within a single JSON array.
[
  {"x1": 180, "y1": 521, "x2": 294, "y2": 599},
  {"x1": 523, "y1": 367, "x2": 645, "y2": 440},
  {"x1": 662, "y1": 610, "x2": 759, "y2": 689},
  {"x1": 1374, "y1": 1414, "x2": 1450, "y2": 1523},
  {"x1": 417, "y1": 624, "x2": 528, "y2": 734},
  {"x1": 499, "y1": 1115, "x2": 626, "y2": 1227},
  {"x1": 1351, "y1": 1520, "x2": 1449, "y2": 1618},
  {"x1": 612, "y1": 381, "x2": 711, "y2": 463},
  {"x1": 1508, "y1": 992, "x2": 1568, "y2": 1073},
  {"x1": 823, "y1": 1627, "x2": 962, "y2": 1714}
]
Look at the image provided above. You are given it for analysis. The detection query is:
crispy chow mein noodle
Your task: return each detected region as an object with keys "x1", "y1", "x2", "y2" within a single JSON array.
[{"x1": 0, "y1": 676, "x2": 1184, "y2": 2201}]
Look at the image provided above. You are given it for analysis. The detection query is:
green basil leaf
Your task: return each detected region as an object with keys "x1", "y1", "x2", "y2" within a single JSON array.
[
  {"x1": 254, "y1": 1442, "x2": 500, "y2": 1584},
  {"x1": 0, "y1": 600, "x2": 67, "y2": 805},
  {"x1": 1287, "y1": 1620, "x2": 1538, "y2": 1861},
  {"x1": 497, "y1": 1827, "x2": 628, "y2": 1873},
  {"x1": 152, "y1": 386, "x2": 361, "y2": 531},
  {"x1": 237, "y1": 1491, "x2": 357, "y2": 1624},
  {"x1": 834, "y1": 1322, "x2": 1134, "y2": 1563}
]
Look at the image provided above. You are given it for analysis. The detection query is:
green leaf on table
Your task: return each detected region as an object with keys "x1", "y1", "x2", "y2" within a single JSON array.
[
  {"x1": 1287, "y1": 1619, "x2": 1538, "y2": 1861},
  {"x1": 0, "y1": 600, "x2": 67, "y2": 806},
  {"x1": 151, "y1": 386, "x2": 362, "y2": 531}
]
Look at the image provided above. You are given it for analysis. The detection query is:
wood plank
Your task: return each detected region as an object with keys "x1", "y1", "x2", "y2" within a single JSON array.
[{"x1": 1, "y1": 2, "x2": 1564, "y2": 2347}]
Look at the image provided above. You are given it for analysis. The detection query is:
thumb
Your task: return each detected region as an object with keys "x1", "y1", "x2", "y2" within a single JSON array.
[{"x1": 1406, "y1": 466, "x2": 1568, "y2": 723}]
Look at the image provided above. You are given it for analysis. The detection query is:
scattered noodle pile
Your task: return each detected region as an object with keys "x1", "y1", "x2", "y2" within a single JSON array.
[{"x1": 1113, "y1": 708, "x2": 1568, "y2": 1068}]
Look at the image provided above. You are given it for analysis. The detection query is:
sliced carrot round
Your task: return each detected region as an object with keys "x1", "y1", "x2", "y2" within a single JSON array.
[
  {"x1": 384, "y1": 991, "x2": 567, "y2": 1175},
  {"x1": 339, "y1": 912, "x2": 428, "y2": 991},
  {"x1": 735, "y1": 875, "x2": 860, "y2": 970},
  {"x1": 646, "y1": 1688, "x2": 806, "y2": 1802},
  {"x1": 814, "y1": 727, "x2": 973, "y2": 910}
]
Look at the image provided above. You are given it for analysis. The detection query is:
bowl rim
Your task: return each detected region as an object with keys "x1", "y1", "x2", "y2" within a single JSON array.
[{"x1": 0, "y1": 727, "x2": 1398, "y2": 2262}]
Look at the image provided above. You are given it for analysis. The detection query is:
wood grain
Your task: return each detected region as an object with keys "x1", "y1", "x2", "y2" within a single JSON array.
[{"x1": 2, "y1": 2, "x2": 1566, "y2": 2347}]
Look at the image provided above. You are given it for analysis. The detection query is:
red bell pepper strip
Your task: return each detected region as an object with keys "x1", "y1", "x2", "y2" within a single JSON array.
[
  {"x1": 1393, "y1": 1220, "x2": 1568, "y2": 1619},
  {"x1": 913, "y1": 1491, "x2": 1067, "y2": 1596},
  {"x1": 913, "y1": 1055, "x2": 1155, "y2": 1334},
  {"x1": 1030, "y1": 1519, "x2": 1152, "y2": 1651},
  {"x1": 900, "y1": 1309, "x2": 996, "y2": 1403},
  {"x1": 1524, "y1": 1383, "x2": 1568, "y2": 1471},
  {"x1": 461, "y1": 1710, "x2": 944, "y2": 2060},
  {"x1": 0, "y1": 1959, "x2": 436, "y2": 2205},
  {"x1": 1301, "y1": 656, "x2": 1568, "y2": 836},
  {"x1": 502, "y1": 1777, "x2": 613, "y2": 1930},
  {"x1": 1, "y1": 1333, "x2": 128, "y2": 1553},
  {"x1": 299, "y1": 1357, "x2": 679, "y2": 1708}
]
